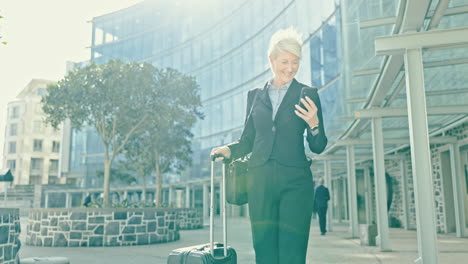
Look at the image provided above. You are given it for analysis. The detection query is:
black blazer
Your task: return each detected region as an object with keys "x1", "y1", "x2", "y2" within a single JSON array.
[
  {"x1": 227, "y1": 78, "x2": 327, "y2": 168},
  {"x1": 314, "y1": 185, "x2": 330, "y2": 208}
]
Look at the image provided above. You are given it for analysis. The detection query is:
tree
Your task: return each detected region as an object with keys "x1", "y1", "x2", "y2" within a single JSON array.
[
  {"x1": 42, "y1": 60, "x2": 164, "y2": 206},
  {"x1": 95, "y1": 167, "x2": 137, "y2": 187},
  {"x1": 120, "y1": 132, "x2": 154, "y2": 202},
  {"x1": 123, "y1": 68, "x2": 203, "y2": 206},
  {"x1": 0, "y1": 15, "x2": 7, "y2": 45}
]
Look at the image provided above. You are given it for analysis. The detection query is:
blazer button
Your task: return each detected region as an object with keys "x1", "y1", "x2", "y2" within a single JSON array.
[{"x1": 272, "y1": 126, "x2": 276, "y2": 132}]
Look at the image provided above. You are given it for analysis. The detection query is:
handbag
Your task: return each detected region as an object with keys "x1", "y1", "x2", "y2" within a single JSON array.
[
  {"x1": 225, "y1": 157, "x2": 249, "y2": 205},
  {"x1": 225, "y1": 89, "x2": 259, "y2": 206}
]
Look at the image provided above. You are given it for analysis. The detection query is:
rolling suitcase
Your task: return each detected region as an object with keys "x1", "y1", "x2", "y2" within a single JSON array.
[{"x1": 167, "y1": 154, "x2": 237, "y2": 264}]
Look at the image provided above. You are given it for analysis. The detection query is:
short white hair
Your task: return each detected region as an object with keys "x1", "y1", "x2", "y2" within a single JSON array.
[{"x1": 268, "y1": 27, "x2": 303, "y2": 59}]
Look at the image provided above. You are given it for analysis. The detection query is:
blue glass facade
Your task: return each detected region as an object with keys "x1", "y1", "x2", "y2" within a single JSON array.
[
  {"x1": 68, "y1": 0, "x2": 342, "y2": 185},
  {"x1": 67, "y1": 0, "x2": 468, "y2": 186}
]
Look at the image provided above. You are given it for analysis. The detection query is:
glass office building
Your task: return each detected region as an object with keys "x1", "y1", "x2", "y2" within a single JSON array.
[
  {"x1": 64, "y1": 0, "x2": 468, "y2": 240},
  {"x1": 68, "y1": 0, "x2": 342, "y2": 184}
]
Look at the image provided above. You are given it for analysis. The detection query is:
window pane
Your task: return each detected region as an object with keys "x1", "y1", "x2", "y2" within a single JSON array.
[
  {"x1": 48, "y1": 176, "x2": 58, "y2": 184},
  {"x1": 31, "y1": 158, "x2": 44, "y2": 171},
  {"x1": 310, "y1": 35, "x2": 323, "y2": 88},
  {"x1": 10, "y1": 106, "x2": 20, "y2": 119},
  {"x1": 34, "y1": 121, "x2": 43, "y2": 133},
  {"x1": 52, "y1": 141, "x2": 60, "y2": 153},
  {"x1": 34, "y1": 139, "x2": 43, "y2": 152},
  {"x1": 10, "y1": 124, "x2": 17, "y2": 136},
  {"x1": 9, "y1": 142, "x2": 16, "y2": 154},
  {"x1": 49, "y1": 159, "x2": 59, "y2": 173},
  {"x1": 29, "y1": 175, "x2": 42, "y2": 185},
  {"x1": 7, "y1": 160, "x2": 16, "y2": 171}
]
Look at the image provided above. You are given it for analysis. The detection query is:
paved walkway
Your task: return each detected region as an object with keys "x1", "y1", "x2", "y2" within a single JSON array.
[{"x1": 19, "y1": 217, "x2": 468, "y2": 263}]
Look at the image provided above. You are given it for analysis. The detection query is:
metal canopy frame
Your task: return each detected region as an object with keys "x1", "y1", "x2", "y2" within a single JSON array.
[
  {"x1": 375, "y1": 27, "x2": 468, "y2": 56},
  {"x1": 316, "y1": 0, "x2": 468, "y2": 261},
  {"x1": 373, "y1": 21, "x2": 468, "y2": 263},
  {"x1": 354, "y1": 105, "x2": 468, "y2": 118}
]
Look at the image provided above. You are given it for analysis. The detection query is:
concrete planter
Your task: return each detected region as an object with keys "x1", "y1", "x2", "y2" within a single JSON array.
[
  {"x1": 359, "y1": 224, "x2": 377, "y2": 246},
  {"x1": 0, "y1": 208, "x2": 21, "y2": 264},
  {"x1": 177, "y1": 208, "x2": 203, "y2": 230},
  {"x1": 26, "y1": 208, "x2": 202, "y2": 247}
]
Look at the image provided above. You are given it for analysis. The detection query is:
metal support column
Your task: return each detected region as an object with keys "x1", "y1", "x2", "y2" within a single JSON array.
[
  {"x1": 404, "y1": 48, "x2": 439, "y2": 264},
  {"x1": 169, "y1": 186, "x2": 174, "y2": 207},
  {"x1": 449, "y1": 143, "x2": 467, "y2": 237},
  {"x1": 185, "y1": 186, "x2": 191, "y2": 208},
  {"x1": 400, "y1": 157, "x2": 411, "y2": 230},
  {"x1": 371, "y1": 117, "x2": 391, "y2": 251},
  {"x1": 342, "y1": 178, "x2": 348, "y2": 221},
  {"x1": 203, "y1": 183, "x2": 209, "y2": 219},
  {"x1": 346, "y1": 145, "x2": 359, "y2": 238},
  {"x1": 65, "y1": 193, "x2": 71, "y2": 208},
  {"x1": 45, "y1": 193, "x2": 49, "y2": 208},
  {"x1": 324, "y1": 160, "x2": 333, "y2": 232},
  {"x1": 176, "y1": 190, "x2": 183, "y2": 208},
  {"x1": 91, "y1": 25, "x2": 96, "y2": 60},
  {"x1": 191, "y1": 186, "x2": 196, "y2": 208},
  {"x1": 337, "y1": 179, "x2": 343, "y2": 222},
  {"x1": 3, "y1": 184, "x2": 7, "y2": 204},
  {"x1": 364, "y1": 167, "x2": 373, "y2": 225}
]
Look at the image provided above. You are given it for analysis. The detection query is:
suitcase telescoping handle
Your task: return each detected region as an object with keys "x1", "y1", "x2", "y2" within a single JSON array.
[{"x1": 210, "y1": 154, "x2": 228, "y2": 257}]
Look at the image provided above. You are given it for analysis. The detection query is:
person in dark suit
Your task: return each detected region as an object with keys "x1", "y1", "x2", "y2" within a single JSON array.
[
  {"x1": 314, "y1": 178, "x2": 330, "y2": 235},
  {"x1": 83, "y1": 194, "x2": 92, "y2": 207},
  {"x1": 211, "y1": 28, "x2": 327, "y2": 264}
]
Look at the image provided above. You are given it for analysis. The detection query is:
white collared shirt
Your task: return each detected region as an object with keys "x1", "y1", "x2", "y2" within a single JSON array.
[{"x1": 267, "y1": 79, "x2": 293, "y2": 119}]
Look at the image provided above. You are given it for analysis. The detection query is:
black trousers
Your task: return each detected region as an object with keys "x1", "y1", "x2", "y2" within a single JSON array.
[
  {"x1": 316, "y1": 207, "x2": 328, "y2": 234},
  {"x1": 247, "y1": 160, "x2": 314, "y2": 264}
]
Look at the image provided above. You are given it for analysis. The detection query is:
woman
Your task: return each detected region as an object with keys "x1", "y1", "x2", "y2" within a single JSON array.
[{"x1": 210, "y1": 28, "x2": 327, "y2": 264}]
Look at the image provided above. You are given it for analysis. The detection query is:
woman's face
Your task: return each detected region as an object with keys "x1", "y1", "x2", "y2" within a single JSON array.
[{"x1": 269, "y1": 51, "x2": 300, "y2": 85}]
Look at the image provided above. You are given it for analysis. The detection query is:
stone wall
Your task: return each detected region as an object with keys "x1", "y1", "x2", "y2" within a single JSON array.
[
  {"x1": 0, "y1": 208, "x2": 21, "y2": 264},
  {"x1": 385, "y1": 152, "x2": 417, "y2": 230},
  {"x1": 177, "y1": 208, "x2": 203, "y2": 230},
  {"x1": 385, "y1": 122, "x2": 468, "y2": 233},
  {"x1": 384, "y1": 158, "x2": 404, "y2": 226},
  {"x1": 26, "y1": 208, "x2": 183, "y2": 247}
]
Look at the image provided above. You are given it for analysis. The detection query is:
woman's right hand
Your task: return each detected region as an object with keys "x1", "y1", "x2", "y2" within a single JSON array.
[{"x1": 210, "y1": 145, "x2": 231, "y2": 162}]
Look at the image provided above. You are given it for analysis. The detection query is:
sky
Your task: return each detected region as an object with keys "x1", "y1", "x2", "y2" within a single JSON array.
[{"x1": 0, "y1": 0, "x2": 142, "y2": 165}]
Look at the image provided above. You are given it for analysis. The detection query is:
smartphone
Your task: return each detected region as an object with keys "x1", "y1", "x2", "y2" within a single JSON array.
[{"x1": 299, "y1": 86, "x2": 318, "y2": 108}]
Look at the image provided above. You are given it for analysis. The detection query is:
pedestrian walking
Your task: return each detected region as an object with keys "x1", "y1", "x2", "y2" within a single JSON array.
[
  {"x1": 210, "y1": 28, "x2": 328, "y2": 264},
  {"x1": 314, "y1": 178, "x2": 330, "y2": 235},
  {"x1": 83, "y1": 194, "x2": 92, "y2": 207}
]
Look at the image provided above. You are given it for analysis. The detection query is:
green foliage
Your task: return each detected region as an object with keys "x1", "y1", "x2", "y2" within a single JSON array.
[
  {"x1": 122, "y1": 68, "x2": 203, "y2": 205},
  {"x1": 42, "y1": 60, "x2": 169, "y2": 205},
  {"x1": 0, "y1": 14, "x2": 6, "y2": 45},
  {"x1": 95, "y1": 168, "x2": 137, "y2": 186},
  {"x1": 124, "y1": 67, "x2": 203, "y2": 173},
  {"x1": 42, "y1": 60, "x2": 160, "y2": 137},
  {"x1": 42, "y1": 60, "x2": 203, "y2": 206}
]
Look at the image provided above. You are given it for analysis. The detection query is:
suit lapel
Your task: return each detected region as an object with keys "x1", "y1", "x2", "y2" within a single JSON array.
[
  {"x1": 274, "y1": 78, "x2": 301, "y2": 123},
  {"x1": 258, "y1": 81, "x2": 272, "y2": 110}
]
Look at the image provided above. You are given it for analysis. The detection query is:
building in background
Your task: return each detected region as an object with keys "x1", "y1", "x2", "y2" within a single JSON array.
[
  {"x1": 63, "y1": 0, "x2": 341, "y2": 186},
  {"x1": 60, "y1": 0, "x2": 468, "y2": 238},
  {"x1": 2, "y1": 79, "x2": 63, "y2": 187}
]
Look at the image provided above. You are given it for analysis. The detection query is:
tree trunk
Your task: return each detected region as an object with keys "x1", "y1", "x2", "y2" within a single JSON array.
[
  {"x1": 155, "y1": 150, "x2": 162, "y2": 207},
  {"x1": 103, "y1": 158, "x2": 112, "y2": 207}
]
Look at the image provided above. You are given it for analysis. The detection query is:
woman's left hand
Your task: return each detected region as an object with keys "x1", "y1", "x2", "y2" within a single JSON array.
[{"x1": 294, "y1": 96, "x2": 319, "y2": 128}]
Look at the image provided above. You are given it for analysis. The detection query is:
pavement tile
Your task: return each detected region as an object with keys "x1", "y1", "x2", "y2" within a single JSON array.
[{"x1": 18, "y1": 217, "x2": 468, "y2": 263}]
